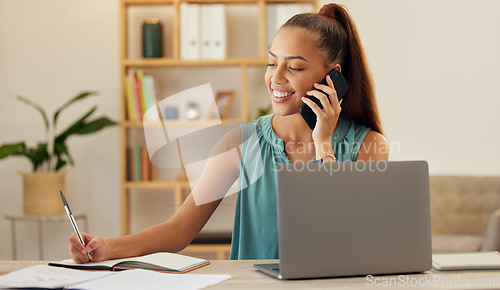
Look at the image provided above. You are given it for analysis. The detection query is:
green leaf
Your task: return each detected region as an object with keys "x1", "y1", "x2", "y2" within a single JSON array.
[
  {"x1": 53, "y1": 91, "x2": 98, "y2": 125},
  {"x1": 16, "y1": 96, "x2": 49, "y2": 132},
  {"x1": 55, "y1": 107, "x2": 97, "y2": 144},
  {"x1": 53, "y1": 142, "x2": 72, "y2": 171},
  {"x1": 0, "y1": 142, "x2": 26, "y2": 159},
  {"x1": 72, "y1": 117, "x2": 117, "y2": 135},
  {"x1": 24, "y1": 143, "x2": 49, "y2": 171},
  {"x1": 55, "y1": 159, "x2": 67, "y2": 171}
]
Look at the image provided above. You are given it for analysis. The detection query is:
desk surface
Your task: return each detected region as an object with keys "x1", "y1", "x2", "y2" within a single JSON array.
[{"x1": 2, "y1": 260, "x2": 500, "y2": 289}]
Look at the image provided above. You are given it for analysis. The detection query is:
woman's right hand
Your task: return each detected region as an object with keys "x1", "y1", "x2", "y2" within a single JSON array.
[{"x1": 69, "y1": 232, "x2": 109, "y2": 264}]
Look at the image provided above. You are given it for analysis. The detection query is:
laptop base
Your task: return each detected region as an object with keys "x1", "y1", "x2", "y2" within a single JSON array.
[{"x1": 254, "y1": 263, "x2": 283, "y2": 280}]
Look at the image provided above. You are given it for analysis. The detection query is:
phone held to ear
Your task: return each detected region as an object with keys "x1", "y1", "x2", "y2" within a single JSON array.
[{"x1": 299, "y1": 68, "x2": 349, "y2": 130}]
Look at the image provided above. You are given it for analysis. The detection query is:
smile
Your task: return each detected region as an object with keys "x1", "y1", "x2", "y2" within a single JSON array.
[{"x1": 272, "y1": 89, "x2": 295, "y2": 98}]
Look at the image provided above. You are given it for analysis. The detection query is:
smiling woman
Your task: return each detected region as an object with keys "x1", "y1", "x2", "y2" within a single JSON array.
[{"x1": 67, "y1": 3, "x2": 389, "y2": 263}]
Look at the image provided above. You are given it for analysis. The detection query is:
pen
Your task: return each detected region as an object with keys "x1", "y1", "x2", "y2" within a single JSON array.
[{"x1": 59, "y1": 190, "x2": 92, "y2": 262}]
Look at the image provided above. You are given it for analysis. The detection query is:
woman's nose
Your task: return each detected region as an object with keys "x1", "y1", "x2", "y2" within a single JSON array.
[{"x1": 271, "y1": 66, "x2": 287, "y2": 84}]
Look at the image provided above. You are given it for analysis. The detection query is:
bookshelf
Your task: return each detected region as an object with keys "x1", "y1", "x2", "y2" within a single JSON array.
[{"x1": 119, "y1": 0, "x2": 318, "y2": 258}]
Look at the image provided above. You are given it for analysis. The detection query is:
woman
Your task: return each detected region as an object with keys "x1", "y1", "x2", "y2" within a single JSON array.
[{"x1": 69, "y1": 3, "x2": 388, "y2": 263}]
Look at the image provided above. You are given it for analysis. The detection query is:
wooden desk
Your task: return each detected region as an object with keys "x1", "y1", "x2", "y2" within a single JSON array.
[{"x1": 1, "y1": 260, "x2": 500, "y2": 289}]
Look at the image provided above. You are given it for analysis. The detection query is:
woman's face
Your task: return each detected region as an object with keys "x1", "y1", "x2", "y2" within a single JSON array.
[{"x1": 265, "y1": 27, "x2": 332, "y2": 117}]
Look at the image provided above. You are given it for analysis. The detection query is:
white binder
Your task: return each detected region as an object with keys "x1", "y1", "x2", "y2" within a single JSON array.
[
  {"x1": 201, "y1": 4, "x2": 226, "y2": 60},
  {"x1": 267, "y1": 4, "x2": 313, "y2": 50},
  {"x1": 180, "y1": 3, "x2": 200, "y2": 60},
  {"x1": 210, "y1": 4, "x2": 226, "y2": 60}
]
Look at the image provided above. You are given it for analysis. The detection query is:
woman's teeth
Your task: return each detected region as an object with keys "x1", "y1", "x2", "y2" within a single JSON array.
[{"x1": 273, "y1": 90, "x2": 294, "y2": 98}]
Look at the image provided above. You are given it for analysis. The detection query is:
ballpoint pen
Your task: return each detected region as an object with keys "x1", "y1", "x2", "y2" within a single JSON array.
[{"x1": 59, "y1": 190, "x2": 92, "y2": 262}]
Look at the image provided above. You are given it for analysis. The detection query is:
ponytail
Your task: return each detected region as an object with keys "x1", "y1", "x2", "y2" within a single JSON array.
[{"x1": 282, "y1": 4, "x2": 383, "y2": 135}]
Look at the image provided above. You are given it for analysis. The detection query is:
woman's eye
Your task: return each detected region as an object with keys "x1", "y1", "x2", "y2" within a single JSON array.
[
  {"x1": 267, "y1": 63, "x2": 277, "y2": 68},
  {"x1": 289, "y1": 67, "x2": 303, "y2": 72}
]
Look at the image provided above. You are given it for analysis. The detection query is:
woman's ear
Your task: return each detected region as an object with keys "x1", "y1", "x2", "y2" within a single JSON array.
[{"x1": 326, "y1": 63, "x2": 342, "y2": 73}]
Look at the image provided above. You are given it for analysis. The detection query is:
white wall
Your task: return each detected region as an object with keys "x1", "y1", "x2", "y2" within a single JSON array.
[
  {"x1": 0, "y1": 0, "x2": 120, "y2": 260},
  {"x1": 1, "y1": 0, "x2": 499, "y2": 260},
  {"x1": 331, "y1": 0, "x2": 500, "y2": 174}
]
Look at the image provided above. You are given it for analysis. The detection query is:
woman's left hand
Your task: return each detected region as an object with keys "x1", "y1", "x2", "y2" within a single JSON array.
[{"x1": 302, "y1": 74, "x2": 342, "y2": 145}]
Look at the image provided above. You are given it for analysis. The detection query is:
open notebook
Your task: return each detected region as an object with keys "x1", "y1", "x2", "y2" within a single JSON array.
[{"x1": 49, "y1": 252, "x2": 209, "y2": 274}]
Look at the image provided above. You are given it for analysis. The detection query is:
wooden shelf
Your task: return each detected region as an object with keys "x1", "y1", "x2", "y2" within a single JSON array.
[
  {"x1": 125, "y1": 180, "x2": 190, "y2": 189},
  {"x1": 124, "y1": 0, "x2": 314, "y2": 5},
  {"x1": 124, "y1": 118, "x2": 244, "y2": 128},
  {"x1": 122, "y1": 58, "x2": 269, "y2": 67},
  {"x1": 119, "y1": 0, "x2": 319, "y2": 256}
]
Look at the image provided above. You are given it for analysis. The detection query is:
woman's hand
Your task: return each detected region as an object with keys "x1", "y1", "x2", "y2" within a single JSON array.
[
  {"x1": 69, "y1": 232, "x2": 109, "y2": 264},
  {"x1": 301, "y1": 75, "x2": 342, "y2": 155}
]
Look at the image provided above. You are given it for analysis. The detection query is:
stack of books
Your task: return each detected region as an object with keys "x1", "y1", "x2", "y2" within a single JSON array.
[
  {"x1": 127, "y1": 146, "x2": 153, "y2": 182},
  {"x1": 124, "y1": 68, "x2": 159, "y2": 121}
]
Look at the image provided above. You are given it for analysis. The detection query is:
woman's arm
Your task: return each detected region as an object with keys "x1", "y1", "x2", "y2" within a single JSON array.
[
  {"x1": 69, "y1": 128, "x2": 243, "y2": 263},
  {"x1": 356, "y1": 131, "x2": 389, "y2": 161}
]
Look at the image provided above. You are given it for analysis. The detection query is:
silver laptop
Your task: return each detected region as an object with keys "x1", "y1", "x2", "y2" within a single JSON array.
[{"x1": 254, "y1": 161, "x2": 432, "y2": 280}]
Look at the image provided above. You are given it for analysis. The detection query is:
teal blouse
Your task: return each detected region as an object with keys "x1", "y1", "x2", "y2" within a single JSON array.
[{"x1": 229, "y1": 114, "x2": 371, "y2": 260}]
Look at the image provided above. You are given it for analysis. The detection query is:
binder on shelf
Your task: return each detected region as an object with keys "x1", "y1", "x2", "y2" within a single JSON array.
[
  {"x1": 267, "y1": 4, "x2": 312, "y2": 51},
  {"x1": 200, "y1": 5, "x2": 212, "y2": 59},
  {"x1": 266, "y1": 4, "x2": 277, "y2": 52},
  {"x1": 201, "y1": 4, "x2": 226, "y2": 60},
  {"x1": 180, "y1": 3, "x2": 201, "y2": 60}
]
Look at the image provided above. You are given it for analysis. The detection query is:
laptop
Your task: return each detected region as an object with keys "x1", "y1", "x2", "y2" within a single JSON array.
[{"x1": 254, "y1": 161, "x2": 432, "y2": 280}]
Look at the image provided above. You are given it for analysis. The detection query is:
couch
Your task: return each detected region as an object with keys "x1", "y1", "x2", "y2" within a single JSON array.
[{"x1": 430, "y1": 175, "x2": 500, "y2": 252}]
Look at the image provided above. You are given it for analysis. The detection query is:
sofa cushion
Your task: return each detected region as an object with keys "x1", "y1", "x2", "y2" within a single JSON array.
[
  {"x1": 432, "y1": 234, "x2": 484, "y2": 253},
  {"x1": 430, "y1": 176, "x2": 500, "y2": 236}
]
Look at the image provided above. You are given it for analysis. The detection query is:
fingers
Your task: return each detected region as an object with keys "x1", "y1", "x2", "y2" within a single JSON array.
[
  {"x1": 301, "y1": 96, "x2": 324, "y2": 117},
  {"x1": 320, "y1": 75, "x2": 340, "y2": 107},
  {"x1": 85, "y1": 235, "x2": 102, "y2": 253},
  {"x1": 68, "y1": 232, "x2": 99, "y2": 264},
  {"x1": 69, "y1": 233, "x2": 86, "y2": 255}
]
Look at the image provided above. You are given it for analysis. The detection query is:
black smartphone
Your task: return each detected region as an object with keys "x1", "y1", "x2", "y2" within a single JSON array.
[{"x1": 299, "y1": 68, "x2": 349, "y2": 130}]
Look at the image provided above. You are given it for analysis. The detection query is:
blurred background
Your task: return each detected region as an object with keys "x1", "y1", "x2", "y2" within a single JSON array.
[{"x1": 1, "y1": 0, "x2": 499, "y2": 260}]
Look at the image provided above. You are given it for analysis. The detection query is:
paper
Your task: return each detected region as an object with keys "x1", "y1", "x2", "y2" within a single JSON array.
[
  {"x1": 0, "y1": 264, "x2": 231, "y2": 289},
  {"x1": 0, "y1": 265, "x2": 115, "y2": 288},
  {"x1": 76, "y1": 269, "x2": 231, "y2": 290}
]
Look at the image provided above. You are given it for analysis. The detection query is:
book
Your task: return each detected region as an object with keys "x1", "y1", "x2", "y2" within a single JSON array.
[
  {"x1": 141, "y1": 146, "x2": 151, "y2": 181},
  {"x1": 49, "y1": 252, "x2": 210, "y2": 274},
  {"x1": 127, "y1": 68, "x2": 143, "y2": 120},
  {"x1": 432, "y1": 251, "x2": 500, "y2": 270},
  {"x1": 136, "y1": 69, "x2": 148, "y2": 115},
  {"x1": 142, "y1": 75, "x2": 160, "y2": 121},
  {"x1": 134, "y1": 146, "x2": 141, "y2": 181},
  {"x1": 124, "y1": 74, "x2": 137, "y2": 121}
]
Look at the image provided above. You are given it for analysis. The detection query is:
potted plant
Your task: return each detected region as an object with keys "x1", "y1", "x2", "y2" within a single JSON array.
[{"x1": 0, "y1": 91, "x2": 117, "y2": 215}]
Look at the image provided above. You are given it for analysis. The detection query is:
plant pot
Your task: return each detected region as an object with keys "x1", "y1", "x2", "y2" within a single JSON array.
[{"x1": 20, "y1": 171, "x2": 66, "y2": 215}]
